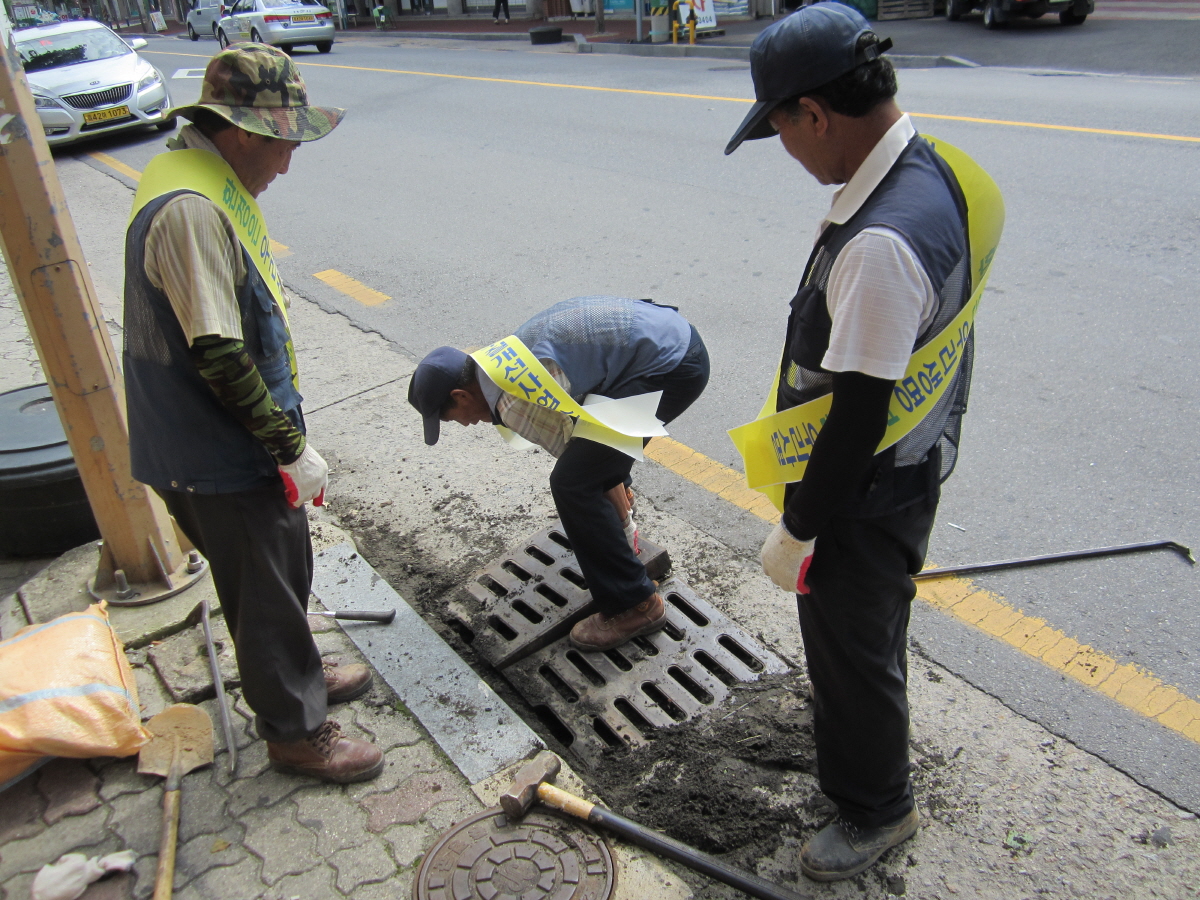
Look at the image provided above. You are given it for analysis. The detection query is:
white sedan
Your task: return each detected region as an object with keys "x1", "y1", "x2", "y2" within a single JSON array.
[
  {"x1": 16, "y1": 21, "x2": 174, "y2": 147},
  {"x1": 217, "y1": 0, "x2": 335, "y2": 53}
]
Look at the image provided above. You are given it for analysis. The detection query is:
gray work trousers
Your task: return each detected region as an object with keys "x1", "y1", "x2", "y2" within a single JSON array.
[{"x1": 158, "y1": 485, "x2": 327, "y2": 743}]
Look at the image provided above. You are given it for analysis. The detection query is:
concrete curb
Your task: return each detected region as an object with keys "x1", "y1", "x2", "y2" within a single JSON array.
[{"x1": 310, "y1": 541, "x2": 544, "y2": 785}]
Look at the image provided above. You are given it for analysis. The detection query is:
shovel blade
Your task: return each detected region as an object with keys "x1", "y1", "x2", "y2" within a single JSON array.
[{"x1": 138, "y1": 703, "x2": 214, "y2": 777}]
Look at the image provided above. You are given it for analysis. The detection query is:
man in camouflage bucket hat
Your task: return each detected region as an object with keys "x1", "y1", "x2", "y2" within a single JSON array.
[
  {"x1": 123, "y1": 43, "x2": 382, "y2": 783},
  {"x1": 170, "y1": 42, "x2": 344, "y2": 142}
]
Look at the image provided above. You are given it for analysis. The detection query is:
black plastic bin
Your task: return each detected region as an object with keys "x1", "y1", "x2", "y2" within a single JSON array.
[
  {"x1": 0, "y1": 384, "x2": 100, "y2": 557},
  {"x1": 529, "y1": 25, "x2": 563, "y2": 44}
]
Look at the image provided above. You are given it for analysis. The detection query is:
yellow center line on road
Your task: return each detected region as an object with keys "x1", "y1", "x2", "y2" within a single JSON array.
[
  {"x1": 645, "y1": 435, "x2": 1200, "y2": 747},
  {"x1": 89, "y1": 88, "x2": 1200, "y2": 746},
  {"x1": 143, "y1": 48, "x2": 1200, "y2": 144}
]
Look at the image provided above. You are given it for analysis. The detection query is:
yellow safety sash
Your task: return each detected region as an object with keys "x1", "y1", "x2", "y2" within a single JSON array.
[
  {"x1": 727, "y1": 137, "x2": 1005, "y2": 510},
  {"x1": 470, "y1": 335, "x2": 666, "y2": 460},
  {"x1": 131, "y1": 148, "x2": 298, "y2": 390}
]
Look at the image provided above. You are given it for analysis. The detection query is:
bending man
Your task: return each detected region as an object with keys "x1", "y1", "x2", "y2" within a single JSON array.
[{"x1": 409, "y1": 297, "x2": 709, "y2": 651}]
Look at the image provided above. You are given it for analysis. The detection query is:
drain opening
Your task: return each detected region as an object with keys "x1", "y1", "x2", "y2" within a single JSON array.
[
  {"x1": 641, "y1": 682, "x2": 685, "y2": 721},
  {"x1": 502, "y1": 560, "x2": 533, "y2": 582},
  {"x1": 525, "y1": 545, "x2": 555, "y2": 566},
  {"x1": 592, "y1": 717, "x2": 625, "y2": 748},
  {"x1": 538, "y1": 665, "x2": 579, "y2": 703},
  {"x1": 534, "y1": 705, "x2": 575, "y2": 746},
  {"x1": 631, "y1": 635, "x2": 659, "y2": 656},
  {"x1": 718, "y1": 635, "x2": 765, "y2": 672},
  {"x1": 662, "y1": 620, "x2": 685, "y2": 642},
  {"x1": 613, "y1": 698, "x2": 656, "y2": 739},
  {"x1": 667, "y1": 592, "x2": 709, "y2": 627},
  {"x1": 559, "y1": 567, "x2": 587, "y2": 589},
  {"x1": 511, "y1": 600, "x2": 544, "y2": 624},
  {"x1": 693, "y1": 649, "x2": 735, "y2": 685},
  {"x1": 668, "y1": 666, "x2": 713, "y2": 705},
  {"x1": 478, "y1": 575, "x2": 508, "y2": 598},
  {"x1": 444, "y1": 617, "x2": 475, "y2": 645},
  {"x1": 603, "y1": 649, "x2": 632, "y2": 672},
  {"x1": 487, "y1": 615, "x2": 518, "y2": 641},
  {"x1": 566, "y1": 650, "x2": 606, "y2": 686},
  {"x1": 548, "y1": 530, "x2": 572, "y2": 551},
  {"x1": 535, "y1": 584, "x2": 569, "y2": 607}
]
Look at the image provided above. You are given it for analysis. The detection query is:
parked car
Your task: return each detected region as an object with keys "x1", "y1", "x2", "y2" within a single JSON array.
[
  {"x1": 946, "y1": 0, "x2": 1092, "y2": 27},
  {"x1": 15, "y1": 21, "x2": 175, "y2": 147},
  {"x1": 186, "y1": 0, "x2": 225, "y2": 39},
  {"x1": 217, "y1": 0, "x2": 334, "y2": 53}
]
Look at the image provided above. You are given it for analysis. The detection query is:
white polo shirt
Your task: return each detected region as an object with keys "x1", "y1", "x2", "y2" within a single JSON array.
[{"x1": 819, "y1": 114, "x2": 939, "y2": 381}]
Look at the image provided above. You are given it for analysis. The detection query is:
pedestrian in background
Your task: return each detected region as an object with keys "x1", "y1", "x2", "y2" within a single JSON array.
[
  {"x1": 493, "y1": 0, "x2": 509, "y2": 23},
  {"x1": 726, "y1": 3, "x2": 998, "y2": 882}
]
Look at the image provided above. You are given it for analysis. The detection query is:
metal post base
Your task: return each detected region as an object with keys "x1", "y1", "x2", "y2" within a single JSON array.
[{"x1": 88, "y1": 542, "x2": 209, "y2": 607}]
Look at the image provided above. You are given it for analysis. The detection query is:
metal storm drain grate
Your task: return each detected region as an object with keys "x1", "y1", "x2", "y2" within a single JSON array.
[
  {"x1": 503, "y1": 579, "x2": 789, "y2": 770},
  {"x1": 447, "y1": 524, "x2": 671, "y2": 669}
]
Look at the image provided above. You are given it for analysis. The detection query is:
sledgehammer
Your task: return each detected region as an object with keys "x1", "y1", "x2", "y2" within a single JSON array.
[{"x1": 499, "y1": 751, "x2": 811, "y2": 900}]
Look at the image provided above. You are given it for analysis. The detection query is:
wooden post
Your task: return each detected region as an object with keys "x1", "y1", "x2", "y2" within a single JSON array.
[{"x1": 0, "y1": 11, "x2": 205, "y2": 603}]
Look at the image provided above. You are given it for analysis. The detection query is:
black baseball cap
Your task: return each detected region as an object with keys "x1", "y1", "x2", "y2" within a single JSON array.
[
  {"x1": 724, "y1": 3, "x2": 892, "y2": 156},
  {"x1": 408, "y1": 346, "x2": 471, "y2": 445}
]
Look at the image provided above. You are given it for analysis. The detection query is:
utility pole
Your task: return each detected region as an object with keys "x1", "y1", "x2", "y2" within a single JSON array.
[
  {"x1": 594, "y1": 0, "x2": 604, "y2": 33},
  {"x1": 0, "y1": 9, "x2": 205, "y2": 605}
]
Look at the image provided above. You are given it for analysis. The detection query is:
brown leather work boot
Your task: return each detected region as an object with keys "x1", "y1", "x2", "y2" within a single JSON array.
[
  {"x1": 324, "y1": 659, "x2": 373, "y2": 703},
  {"x1": 569, "y1": 592, "x2": 667, "y2": 652},
  {"x1": 267, "y1": 720, "x2": 384, "y2": 783}
]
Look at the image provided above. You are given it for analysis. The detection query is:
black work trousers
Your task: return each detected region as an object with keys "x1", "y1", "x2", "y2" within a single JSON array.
[
  {"x1": 550, "y1": 327, "x2": 709, "y2": 616},
  {"x1": 796, "y1": 488, "x2": 938, "y2": 829},
  {"x1": 158, "y1": 485, "x2": 326, "y2": 743}
]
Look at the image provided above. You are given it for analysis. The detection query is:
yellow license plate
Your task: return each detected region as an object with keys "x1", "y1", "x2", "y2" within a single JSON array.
[
  {"x1": 83, "y1": 105, "x2": 131, "y2": 124},
  {"x1": 291, "y1": 14, "x2": 315, "y2": 21}
]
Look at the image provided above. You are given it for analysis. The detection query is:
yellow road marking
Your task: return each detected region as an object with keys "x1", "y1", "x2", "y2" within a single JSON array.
[
  {"x1": 643, "y1": 434, "x2": 1200, "y2": 746},
  {"x1": 908, "y1": 112, "x2": 1200, "y2": 145},
  {"x1": 89, "y1": 151, "x2": 142, "y2": 182},
  {"x1": 86, "y1": 152, "x2": 292, "y2": 257},
  {"x1": 140, "y1": 49, "x2": 1200, "y2": 144},
  {"x1": 313, "y1": 268, "x2": 390, "y2": 306}
]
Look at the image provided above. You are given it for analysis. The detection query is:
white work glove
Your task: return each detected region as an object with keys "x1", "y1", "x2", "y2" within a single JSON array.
[
  {"x1": 33, "y1": 851, "x2": 136, "y2": 900},
  {"x1": 278, "y1": 443, "x2": 328, "y2": 508},
  {"x1": 623, "y1": 514, "x2": 639, "y2": 555},
  {"x1": 760, "y1": 521, "x2": 816, "y2": 595}
]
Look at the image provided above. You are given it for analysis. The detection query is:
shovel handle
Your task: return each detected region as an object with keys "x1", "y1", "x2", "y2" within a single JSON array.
[{"x1": 153, "y1": 787, "x2": 181, "y2": 900}]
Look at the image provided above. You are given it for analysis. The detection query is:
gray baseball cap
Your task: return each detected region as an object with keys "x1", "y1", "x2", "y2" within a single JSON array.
[{"x1": 724, "y1": 3, "x2": 892, "y2": 156}]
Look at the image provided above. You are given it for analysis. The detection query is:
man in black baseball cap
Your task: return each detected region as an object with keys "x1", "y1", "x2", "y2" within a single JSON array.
[{"x1": 727, "y1": 3, "x2": 979, "y2": 883}]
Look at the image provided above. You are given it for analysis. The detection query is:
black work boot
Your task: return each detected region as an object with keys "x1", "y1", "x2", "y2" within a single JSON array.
[{"x1": 800, "y1": 808, "x2": 918, "y2": 882}]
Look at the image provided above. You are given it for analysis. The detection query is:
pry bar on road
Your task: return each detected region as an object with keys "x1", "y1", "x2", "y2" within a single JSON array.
[{"x1": 913, "y1": 539, "x2": 1194, "y2": 581}]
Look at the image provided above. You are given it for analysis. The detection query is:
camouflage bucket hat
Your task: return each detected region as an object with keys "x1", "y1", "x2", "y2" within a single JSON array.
[{"x1": 170, "y1": 43, "x2": 344, "y2": 142}]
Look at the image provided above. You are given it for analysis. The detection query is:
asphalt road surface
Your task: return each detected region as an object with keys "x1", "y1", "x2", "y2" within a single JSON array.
[{"x1": 71, "y1": 30, "x2": 1200, "y2": 810}]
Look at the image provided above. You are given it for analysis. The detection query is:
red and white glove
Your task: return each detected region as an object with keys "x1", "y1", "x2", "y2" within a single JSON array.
[
  {"x1": 623, "y1": 514, "x2": 639, "y2": 556},
  {"x1": 278, "y1": 443, "x2": 328, "y2": 509},
  {"x1": 760, "y1": 522, "x2": 816, "y2": 595}
]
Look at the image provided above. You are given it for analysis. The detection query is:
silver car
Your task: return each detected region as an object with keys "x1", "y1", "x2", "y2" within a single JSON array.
[
  {"x1": 217, "y1": 0, "x2": 334, "y2": 53},
  {"x1": 17, "y1": 21, "x2": 175, "y2": 147}
]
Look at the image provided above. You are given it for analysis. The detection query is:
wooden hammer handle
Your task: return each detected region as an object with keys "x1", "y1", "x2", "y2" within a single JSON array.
[
  {"x1": 537, "y1": 783, "x2": 810, "y2": 900},
  {"x1": 537, "y1": 782, "x2": 596, "y2": 819},
  {"x1": 152, "y1": 787, "x2": 181, "y2": 900}
]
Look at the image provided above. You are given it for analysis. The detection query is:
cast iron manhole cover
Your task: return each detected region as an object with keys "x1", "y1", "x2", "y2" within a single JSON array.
[
  {"x1": 448, "y1": 523, "x2": 670, "y2": 669},
  {"x1": 413, "y1": 807, "x2": 614, "y2": 900},
  {"x1": 504, "y1": 578, "x2": 789, "y2": 769}
]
